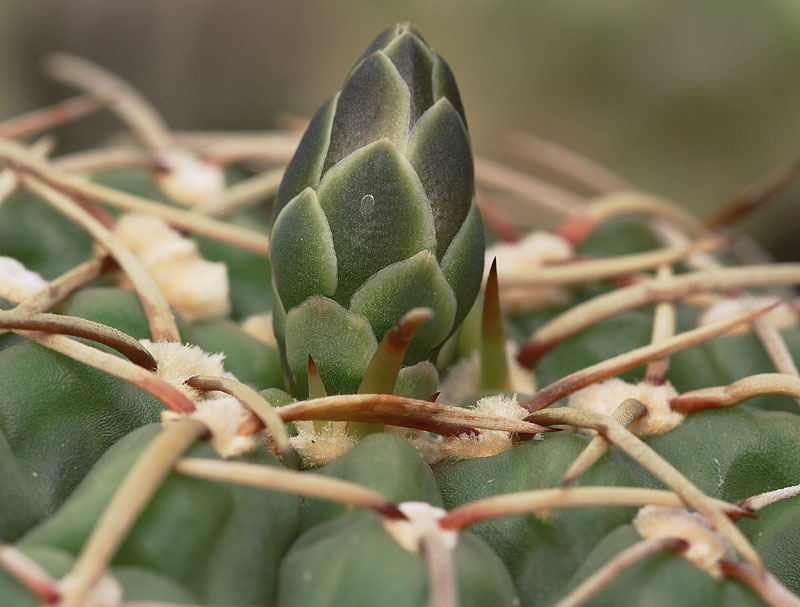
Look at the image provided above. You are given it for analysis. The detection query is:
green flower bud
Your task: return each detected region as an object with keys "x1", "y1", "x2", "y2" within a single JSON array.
[{"x1": 270, "y1": 23, "x2": 484, "y2": 396}]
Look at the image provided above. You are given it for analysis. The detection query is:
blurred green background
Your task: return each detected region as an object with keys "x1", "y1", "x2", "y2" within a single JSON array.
[{"x1": 0, "y1": 0, "x2": 797, "y2": 259}]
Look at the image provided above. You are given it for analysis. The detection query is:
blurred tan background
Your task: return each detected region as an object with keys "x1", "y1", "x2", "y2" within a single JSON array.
[{"x1": 0, "y1": 0, "x2": 798, "y2": 259}]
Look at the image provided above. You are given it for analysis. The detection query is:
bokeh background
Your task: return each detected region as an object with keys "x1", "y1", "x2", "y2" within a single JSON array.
[{"x1": 0, "y1": 0, "x2": 798, "y2": 259}]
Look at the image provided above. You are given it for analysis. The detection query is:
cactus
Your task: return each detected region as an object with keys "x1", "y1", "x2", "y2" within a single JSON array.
[{"x1": 1, "y1": 21, "x2": 800, "y2": 607}]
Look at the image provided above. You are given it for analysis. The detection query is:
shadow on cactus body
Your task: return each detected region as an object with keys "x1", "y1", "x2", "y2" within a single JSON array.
[{"x1": 269, "y1": 23, "x2": 484, "y2": 397}]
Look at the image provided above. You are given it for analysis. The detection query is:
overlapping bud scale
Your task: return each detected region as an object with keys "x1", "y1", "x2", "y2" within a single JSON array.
[{"x1": 270, "y1": 23, "x2": 484, "y2": 395}]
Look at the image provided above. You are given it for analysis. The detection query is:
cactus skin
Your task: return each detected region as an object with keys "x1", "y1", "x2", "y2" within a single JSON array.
[
  {"x1": 435, "y1": 405, "x2": 800, "y2": 606},
  {"x1": 19, "y1": 424, "x2": 301, "y2": 605},
  {"x1": 270, "y1": 23, "x2": 484, "y2": 396},
  {"x1": 561, "y1": 524, "x2": 764, "y2": 607},
  {"x1": 0, "y1": 286, "x2": 286, "y2": 542},
  {"x1": 0, "y1": 544, "x2": 196, "y2": 607},
  {"x1": 0, "y1": 341, "x2": 165, "y2": 541}
]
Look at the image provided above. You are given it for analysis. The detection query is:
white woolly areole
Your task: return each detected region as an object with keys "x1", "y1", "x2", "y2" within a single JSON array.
[
  {"x1": 58, "y1": 571, "x2": 122, "y2": 607},
  {"x1": 699, "y1": 296, "x2": 797, "y2": 334},
  {"x1": 438, "y1": 342, "x2": 536, "y2": 406},
  {"x1": 142, "y1": 341, "x2": 258, "y2": 457},
  {"x1": 242, "y1": 313, "x2": 277, "y2": 347},
  {"x1": 486, "y1": 232, "x2": 574, "y2": 312},
  {"x1": 441, "y1": 394, "x2": 530, "y2": 460},
  {"x1": 164, "y1": 395, "x2": 259, "y2": 458},
  {"x1": 155, "y1": 149, "x2": 225, "y2": 209},
  {"x1": 486, "y1": 231, "x2": 574, "y2": 278},
  {"x1": 634, "y1": 506, "x2": 734, "y2": 579},
  {"x1": 140, "y1": 340, "x2": 235, "y2": 400},
  {"x1": 0, "y1": 256, "x2": 47, "y2": 302},
  {"x1": 386, "y1": 426, "x2": 443, "y2": 465},
  {"x1": 383, "y1": 502, "x2": 457, "y2": 554},
  {"x1": 114, "y1": 213, "x2": 230, "y2": 321},
  {"x1": 290, "y1": 421, "x2": 357, "y2": 467},
  {"x1": 567, "y1": 378, "x2": 683, "y2": 435}
]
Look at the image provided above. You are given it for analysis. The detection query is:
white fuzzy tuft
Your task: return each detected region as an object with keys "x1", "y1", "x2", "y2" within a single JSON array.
[
  {"x1": 167, "y1": 395, "x2": 259, "y2": 458},
  {"x1": 290, "y1": 421, "x2": 357, "y2": 467},
  {"x1": 142, "y1": 341, "x2": 258, "y2": 457},
  {"x1": 140, "y1": 340, "x2": 234, "y2": 400},
  {"x1": 383, "y1": 502, "x2": 457, "y2": 554},
  {"x1": 634, "y1": 506, "x2": 734, "y2": 579},
  {"x1": 440, "y1": 394, "x2": 530, "y2": 460},
  {"x1": 567, "y1": 378, "x2": 683, "y2": 435},
  {"x1": 438, "y1": 342, "x2": 535, "y2": 406},
  {"x1": 58, "y1": 571, "x2": 122, "y2": 607},
  {"x1": 386, "y1": 426, "x2": 443, "y2": 465},
  {"x1": 699, "y1": 296, "x2": 797, "y2": 334},
  {"x1": 155, "y1": 149, "x2": 226, "y2": 209},
  {"x1": 242, "y1": 313, "x2": 277, "y2": 347},
  {"x1": 486, "y1": 232, "x2": 574, "y2": 312},
  {"x1": 114, "y1": 213, "x2": 230, "y2": 321},
  {"x1": 486, "y1": 231, "x2": 574, "y2": 277},
  {"x1": 0, "y1": 256, "x2": 47, "y2": 302}
]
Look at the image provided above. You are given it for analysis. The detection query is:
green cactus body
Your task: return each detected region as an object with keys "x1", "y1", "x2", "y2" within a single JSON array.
[
  {"x1": 0, "y1": 341, "x2": 164, "y2": 540},
  {"x1": 0, "y1": 286, "x2": 286, "y2": 541},
  {"x1": 561, "y1": 524, "x2": 764, "y2": 607},
  {"x1": 0, "y1": 191, "x2": 93, "y2": 282},
  {"x1": 435, "y1": 405, "x2": 800, "y2": 606},
  {"x1": 435, "y1": 435, "x2": 641, "y2": 606},
  {"x1": 270, "y1": 23, "x2": 484, "y2": 397},
  {"x1": 0, "y1": 544, "x2": 196, "y2": 607},
  {"x1": 518, "y1": 219, "x2": 800, "y2": 414},
  {"x1": 61, "y1": 287, "x2": 284, "y2": 390},
  {"x1": 298, "y1": 433, "x2": 444, "y2": 532},
  {"x1": 278, "y1": 511, "x2": 517, "y2": 607},
  {"x1": 20, "y1": 424, "x2": 301, "y2": 605},
  {"x1": 279, "y1": 432, "x2": 516, "y2": 607}
]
